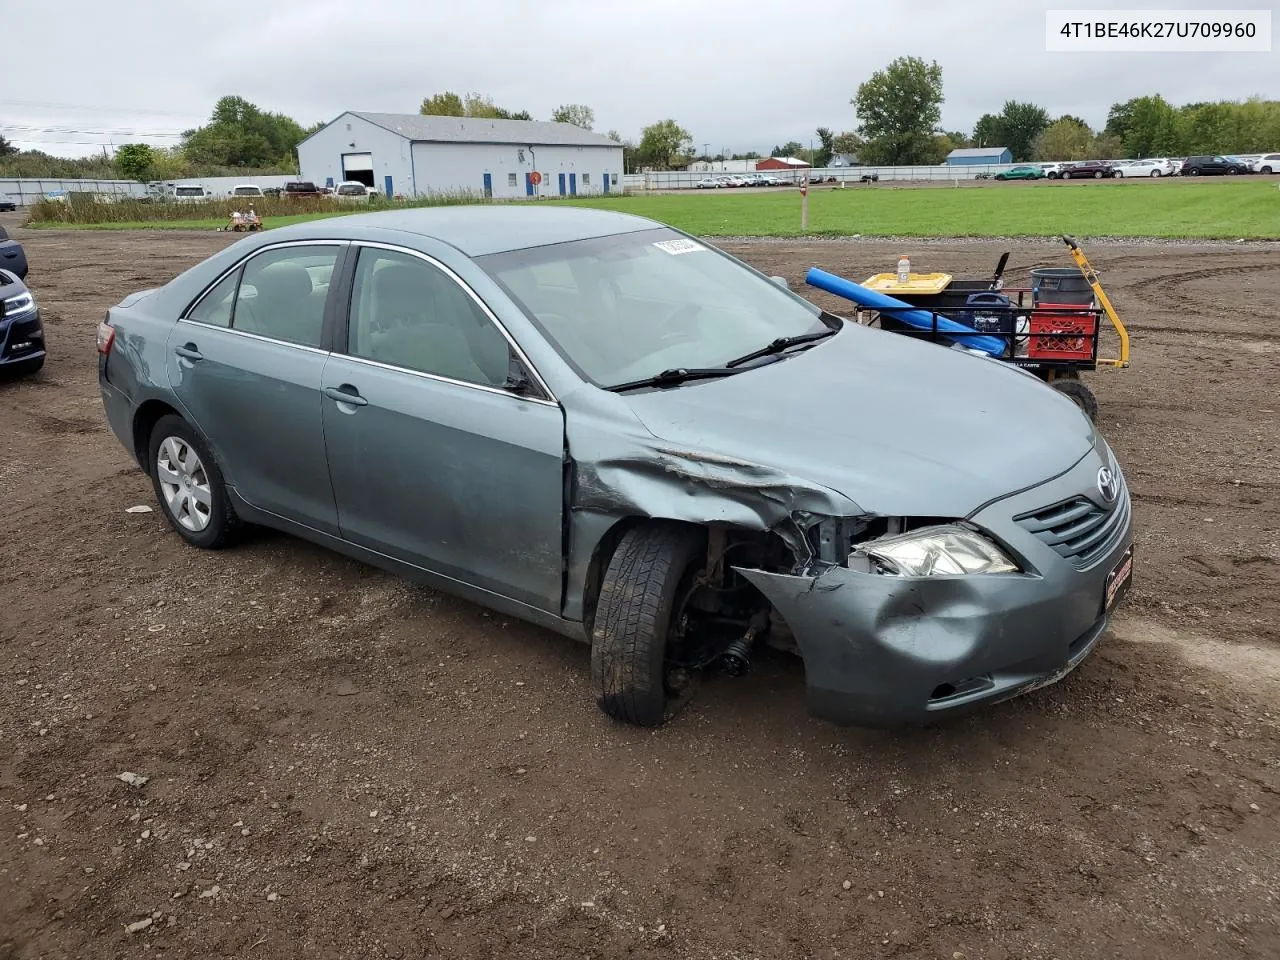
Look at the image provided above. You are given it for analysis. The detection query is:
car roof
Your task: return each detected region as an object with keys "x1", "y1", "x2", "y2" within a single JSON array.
[{"x1": 271, "y1": 205, "x2": 663, "y2": 256}]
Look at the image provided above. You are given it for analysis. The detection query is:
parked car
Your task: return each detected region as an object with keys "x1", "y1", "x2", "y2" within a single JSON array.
[
  {"x1": 96, "y1": 206, "x2": 1133, "y2": 729},
  {"x1": 1251, "y1": 153, "x2": 1280, "y2": 174},
  {"x1": 172, "y1": 185, "x2": 212, "y2": 202},
  {"x1": 0, "y1": 192, "x2": 16, "y2": 212},
  {"x1": 283, "y1": 181, "x2": 323, "y2": 198},
  {"x1": 334, "y1": 181, "x2": 375, "y2": 199},
  {"x1": 0, "y1": 225, "x2": 29, "y2": 280},
  {"x1": 1061, "y1": 161, "x2": 1120, "y2": 179},
  {"x1": 695, "y1": 177, "x2": 721, "y2": 189},
  {"x1": 1, "y1": 267, "x2": 45, "y2": 376},
  {"x1": 1119, "y1": 158, "x2": 1175, "y2": 177},
  {"x1": 1039, "y1": 163, "x2": 1064, "y2": 179},
  {"x1": 994, "y1": 165, "x2": 1044, "y2": 181},
  {"x1": 1180, "y1": 155, "x2": 1250, "y2": 176},
  {"x1": 262, "y1": 187, "x2": 284, "y2": 198},
  {"x1": 231, "y1": 184, "x2": 265, "y2": 198},
  {"x1": 757, "y1": 175, "x2": 784, "y2": 186}
]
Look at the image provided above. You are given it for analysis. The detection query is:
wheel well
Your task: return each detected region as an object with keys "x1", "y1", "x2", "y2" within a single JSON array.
[
  {"x1": 131, "y1": 400, "x2": 180, "y2": 466},
  {"x1": 579, "y1": 517, "x2": 795, "y2": 640}
]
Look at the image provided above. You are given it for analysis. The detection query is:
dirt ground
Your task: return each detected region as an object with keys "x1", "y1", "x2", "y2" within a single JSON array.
[{"x1": 2, "y1": 216, "x2": 1278, "y2": 960}]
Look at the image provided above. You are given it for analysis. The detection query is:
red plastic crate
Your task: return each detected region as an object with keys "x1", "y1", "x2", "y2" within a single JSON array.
[{"x1": 1028, "y1": 303, "x2": 1097, "y2": 361}]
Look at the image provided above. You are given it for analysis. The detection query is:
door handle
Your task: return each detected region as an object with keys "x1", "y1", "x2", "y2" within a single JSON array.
[
  {"x1": 174, "y1": 343, "x2": 204, "y2": 362},
  {"x1": 324, "y1": 385, "x2": 368, "y2": 407}
]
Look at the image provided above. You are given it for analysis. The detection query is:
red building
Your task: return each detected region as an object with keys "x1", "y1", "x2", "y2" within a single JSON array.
[{"x1": 755, "y1": 156, "x2": 811, "y2": 171}]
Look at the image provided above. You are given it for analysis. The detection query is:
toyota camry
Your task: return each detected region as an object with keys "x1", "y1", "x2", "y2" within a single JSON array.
[{"x1": 97, "y1": 206, "x2": 1134, "y2": 728}]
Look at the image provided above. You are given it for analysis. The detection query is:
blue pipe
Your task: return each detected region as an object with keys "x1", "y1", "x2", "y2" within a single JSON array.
[{"x1": 805, "y1": 267, "x2": 1006, "y2": 357}]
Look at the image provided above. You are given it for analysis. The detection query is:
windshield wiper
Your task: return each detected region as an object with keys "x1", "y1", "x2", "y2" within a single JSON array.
[
  {"x1": 724, "y1": 327, "x2": 837, "y2": 368},
  {"x1": 605, "y1": 366, "x2": 747, "y2": 393}
]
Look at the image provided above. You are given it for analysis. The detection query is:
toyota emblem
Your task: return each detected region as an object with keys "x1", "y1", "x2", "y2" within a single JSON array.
[{"x1": 1097, "y1": 466, "x2": 1119, "y2": 503}]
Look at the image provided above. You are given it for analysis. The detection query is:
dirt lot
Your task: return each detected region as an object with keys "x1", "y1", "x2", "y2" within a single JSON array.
[{"x1": 2, "y1": 218, "x2": 1278, "y2": 960}]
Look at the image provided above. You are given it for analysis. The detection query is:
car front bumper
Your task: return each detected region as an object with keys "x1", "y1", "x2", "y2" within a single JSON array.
[
  {"x1": 739, "y1": 441, "x2": 1133, "y2": 728},
  {"x1": 0, "y1": 307, "x2": 45, "y2": 367}
]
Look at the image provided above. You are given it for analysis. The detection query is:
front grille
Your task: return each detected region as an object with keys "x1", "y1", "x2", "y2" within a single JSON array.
[{"x1": 1015, "y1": 470, "x2": 1129, "y2": 569}]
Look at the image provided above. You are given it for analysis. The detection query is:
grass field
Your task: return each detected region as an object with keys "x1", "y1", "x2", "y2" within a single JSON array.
[{"x1": 25, "y1": 178, "x2": 1280, "y2": 239}]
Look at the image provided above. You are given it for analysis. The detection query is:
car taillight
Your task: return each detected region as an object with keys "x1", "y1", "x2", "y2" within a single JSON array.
[{"x1": 96, "y1": 318, "x2": 116, "y2": 356}]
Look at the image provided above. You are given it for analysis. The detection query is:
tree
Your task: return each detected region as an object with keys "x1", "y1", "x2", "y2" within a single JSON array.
[
  {"x1": 774, "y1": 140, "x2": 806, "y2": 158},
  {"x1": 994, "y1": 101, "x2": 1051, "y2": 161},
  {"x1": 1032, "y1": 117, "x2": 1095, "y2": 161},
  {"x1": 0, "y1": 132, "x2": 16, "y2": 157},
  {"x1": 551, "y1": 104, "x2": 594, "y2": 129},
  {"x1": 852, "y1": 56, "x2": 944, "y2": 165},
  {"x1": 419, "y1": 92, "x2": 529, "y2": 120},
  {"x1": 832, "y1": 131, "x2": 863, "y2": 157},
  {"x1": 636, "y1": 119, "x2": 692, "y2": 170},
  {"x1": 115, "y1": 143, "x2": 154, "y2": 181},
  {"x1": 606, "y1": 130, "x2": 622, "y2": 143},
  {"x1": 420, "y1": 92, "x2": 465, "y2": 116},
  {"x1": 813, "y1": 127, "x2": 836, "y2": 168},
  {"x1": 1122, "y1": 95, "x2": 1179, "y2": 156},
  {"x1": 1091, "y1": 133, "x2": 1124, "y2": 159},
  {"x1": 181, "y1": 95, "x2": 306, "y2": 168},
  {"x1": 1104, "y1": 99, "x2": 1138, "y2": 141},
  {"x1": 972, "y1": 113, "x2": 1002, "y2": 148},
  {"x1": 943, "y1": 130, "x2": 970, "y2": 148}
]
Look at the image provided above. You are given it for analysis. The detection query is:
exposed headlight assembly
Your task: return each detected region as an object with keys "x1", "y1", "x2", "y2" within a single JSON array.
[
  {"x1": 2, "y1": 291, "x2": 35, "y2": 319},
  {"x1": 854, "y1": 524, "x2": 1019, "y2": 576}
]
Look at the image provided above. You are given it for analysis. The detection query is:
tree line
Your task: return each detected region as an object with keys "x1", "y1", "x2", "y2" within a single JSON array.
[
  {"x1": 834, "y1": 57, "x2": 1279, "y2": 165},
  {"x1": 4, "y1": 81, "x2": 1277, "y2": 182}
]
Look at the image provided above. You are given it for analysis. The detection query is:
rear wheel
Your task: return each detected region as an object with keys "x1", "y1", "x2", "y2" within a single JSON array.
[
  {"x1": 148, "y1": 414, "x2": 240, "y2": 549},
  {"x1": 1049, "y1": 378, "x2": 1098, "y2": 422},
  {"x1": 1094, "y1": 171, "x2": 1104, "y2": 179},
  {"x1": 1062, "y1": 172, "x2": 1072, "y2": 180},
  {"x1": 1262, "y1": 166, "x2": 1273, "y2": 175},
  {"x1": 1150, "y1": 170, "x2": 1161, "y2": 177},
  {"x1": 1187, "y1": 168, "x2": 1200, "y2": 176},
  {"x1": 591, "y1": 523, "x2": 706, "y2": 727}
]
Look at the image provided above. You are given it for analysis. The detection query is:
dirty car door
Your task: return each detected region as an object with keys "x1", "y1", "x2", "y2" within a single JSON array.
[
  {"x1": 321, "y1": 244, "x2": 565, "y2": 612},
  {"x1": 167, "y1": 242, "x2": 344, "y2": 533}
]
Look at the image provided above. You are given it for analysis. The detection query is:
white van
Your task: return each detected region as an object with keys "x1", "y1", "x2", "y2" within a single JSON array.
[{"x1": 172, "y1": 185, "x2": 211, "y2": 203}]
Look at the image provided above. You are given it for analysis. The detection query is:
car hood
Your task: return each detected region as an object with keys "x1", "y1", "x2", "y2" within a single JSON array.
[{"x1": 619, "y1": 323, "x2": 1094, "y2": 518}]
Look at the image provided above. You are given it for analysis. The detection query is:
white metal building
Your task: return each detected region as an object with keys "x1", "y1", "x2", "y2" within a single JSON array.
[{"x1": 296, "y1": 112, "x2": 624, "y2": 200}]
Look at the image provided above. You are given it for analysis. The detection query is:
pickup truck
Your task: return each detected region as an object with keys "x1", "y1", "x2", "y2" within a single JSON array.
[
  {"x1": 0, "y1": 225, "x2": 29, "y2": 280},
  {"x1": 283, "y1": 181, "x2": 323, "y2": 199}
]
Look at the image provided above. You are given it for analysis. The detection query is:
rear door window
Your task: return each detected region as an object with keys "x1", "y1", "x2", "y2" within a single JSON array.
[
  {"x1": 187, "y1": 270, "x2": 239, "y2": 328},
  {"x1": 231, "y1": 246, "x2": 341, "y2": 348}
]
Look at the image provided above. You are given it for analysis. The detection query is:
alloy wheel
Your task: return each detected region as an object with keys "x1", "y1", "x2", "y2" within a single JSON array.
[{"x1": 156, "y1": 436, "x2": 213, "y2": 532}]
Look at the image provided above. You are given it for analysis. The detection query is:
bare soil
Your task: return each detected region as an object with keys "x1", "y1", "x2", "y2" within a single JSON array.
[{"x1": 2, "y1": 218, "x2": 1278, "y2": 960}]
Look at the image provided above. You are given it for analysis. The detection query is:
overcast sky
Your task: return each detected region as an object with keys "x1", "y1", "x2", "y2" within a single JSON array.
[{"x1": 5, "y1": 0, "x2": 1276, "y2": 158}]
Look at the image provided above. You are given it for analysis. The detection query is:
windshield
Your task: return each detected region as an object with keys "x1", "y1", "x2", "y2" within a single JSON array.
[
  {"x1": 479, "y1": 228, "x2": 827, "y2": 387},
  {"x1": 233, "y1": 187, "x2": 259, "y2": 195},
  {"x1": 338, "y1": 184, "x2": 364, "y2": 194},
  {"x1": 175, "y1": 187, "x2": 204, "y2": 197}
]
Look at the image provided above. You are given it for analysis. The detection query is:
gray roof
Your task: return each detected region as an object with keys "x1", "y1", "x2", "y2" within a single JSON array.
[
  {"x1": 278, "y1": 205, "x2": 662, "y2": 257},
  {"x1": 349, "y1": 112, "x2": 619, "y2": 148},
  {"x1": 946, "y1": 146, "x2": 1011, "y2": 158}
]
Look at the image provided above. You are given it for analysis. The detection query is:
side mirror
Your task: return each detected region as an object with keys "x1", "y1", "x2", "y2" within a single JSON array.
[{"x1": 770, "y1": 275, "x2": 790, "y2": 290}]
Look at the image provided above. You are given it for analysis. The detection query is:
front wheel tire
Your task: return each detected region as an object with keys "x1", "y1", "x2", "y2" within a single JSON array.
[
  {"x1": 591, "y1": 523, "x2": 705, "y2": 727},
  {"x1": 1050, "y1": 378, "x2": 1099, "y2": 422},
  {"x1": 148, "y1": 414, "x2": 240, "y2": 549}
]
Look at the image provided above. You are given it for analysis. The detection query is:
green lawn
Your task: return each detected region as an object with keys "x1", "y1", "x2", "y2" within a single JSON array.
[
  {"x1": 564, "y1": 179, "x2": 1278, "y2": 239},
  {"x1": 25, "y1": 178, "x2": 1280, "y2": 239}
]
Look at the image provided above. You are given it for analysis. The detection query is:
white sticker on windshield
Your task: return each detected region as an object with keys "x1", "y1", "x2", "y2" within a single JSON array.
[{"x1": 653, "y1": 238, "x2": 706, "y2": 256}]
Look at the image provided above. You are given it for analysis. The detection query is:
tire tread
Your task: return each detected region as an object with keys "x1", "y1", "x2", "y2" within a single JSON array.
[{"x1": 591, "y1": 524, "x2": 703, "y2": 726}]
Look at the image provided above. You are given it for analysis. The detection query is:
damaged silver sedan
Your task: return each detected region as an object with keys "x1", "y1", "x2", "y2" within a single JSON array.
[{"x1": 97, "y1": 206, "x2": 1133, "y2": 728}]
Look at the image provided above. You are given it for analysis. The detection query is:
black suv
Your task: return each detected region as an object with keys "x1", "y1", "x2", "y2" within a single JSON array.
[
  {"x1": 283, "y1": 181, "x2": 323, "y2": 198},
  {"x1": 1181, "y1": 155, "x2": 1250, "y2": 176}
]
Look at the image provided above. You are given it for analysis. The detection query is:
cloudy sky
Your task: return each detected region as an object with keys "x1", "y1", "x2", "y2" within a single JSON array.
[{"x1": 5, "y1": 0, "x2": 1275, "y2": 157}]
